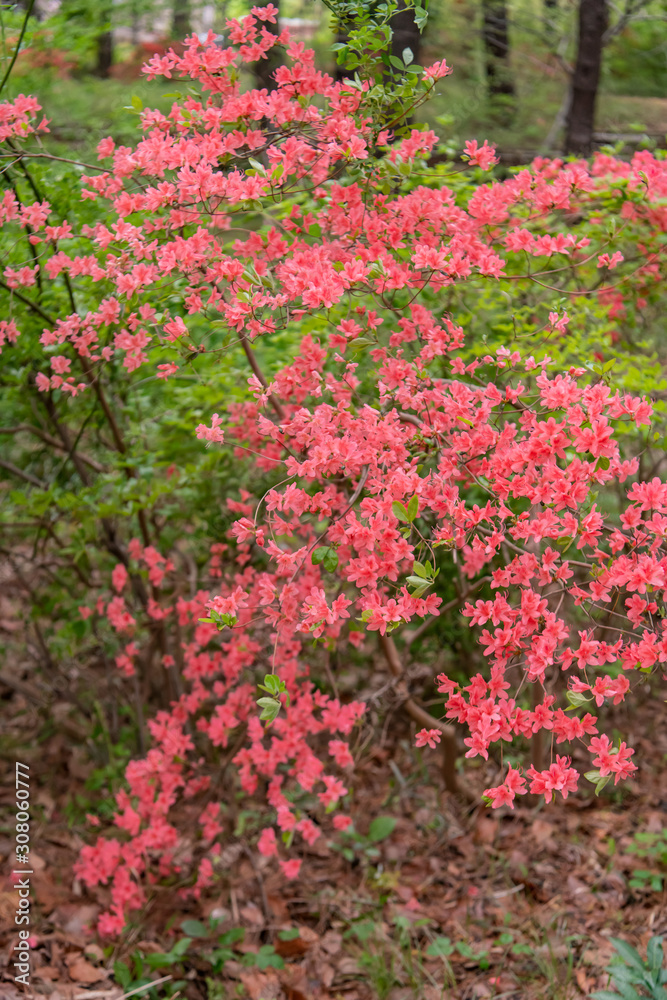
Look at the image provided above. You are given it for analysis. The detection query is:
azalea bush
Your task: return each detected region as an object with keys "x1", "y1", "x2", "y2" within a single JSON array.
[{"x1": 1, "y1": 2, "x2": 667, "y2": 938}]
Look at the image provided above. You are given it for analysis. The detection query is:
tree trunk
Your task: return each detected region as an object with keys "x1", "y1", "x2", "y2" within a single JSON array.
[
  {"x1": 335, "y1": 1, "x2": 421, "y2": 84},
  {"x1": 96, "y1": 30, "x2": 113, "y2": 78},
  {"x1": 481, "y1": 0, "x2": 515, "y2": 105},
  {"x1": 564, "y1": 0, "x2": 608, "y2": 156},
  {"x1": 390, "y1": 0, "x2": 422, "y2": 69},
  {"x1": 252, "y1": 1, "x2": 283, "y2": 92},
  {"x1": 172, "y1": 0, "x2": 191, "y2": 39}
]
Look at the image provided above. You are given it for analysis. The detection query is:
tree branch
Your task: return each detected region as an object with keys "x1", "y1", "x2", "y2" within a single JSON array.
[
  {"x1": 0, "y1": 423, "x2": 104, "y2": 472},
  {"x1": 378, "y1": 633, "x2": 472, "y2": 799},
  {"x1": 0, "y1": 458, "x2": 46, "y2": 489}
]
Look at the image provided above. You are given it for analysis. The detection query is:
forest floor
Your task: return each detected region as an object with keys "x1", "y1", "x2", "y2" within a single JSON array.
[{"x1": 1, "y1": 617, "x2": 667, "y2": 1000}]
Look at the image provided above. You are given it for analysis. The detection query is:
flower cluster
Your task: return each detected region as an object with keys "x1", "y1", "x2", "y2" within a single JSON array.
[{"x1": 1, "y1": 5, "x2": 666, "y2": 937}]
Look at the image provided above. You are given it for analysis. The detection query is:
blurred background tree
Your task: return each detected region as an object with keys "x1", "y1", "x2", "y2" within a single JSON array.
[{"x1": 0, "y1": 0, "x2": 662, "y2": 161}]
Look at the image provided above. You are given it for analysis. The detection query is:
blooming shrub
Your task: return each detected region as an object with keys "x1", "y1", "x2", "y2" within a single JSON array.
[{"x1": 1, "y1": 3, "x2": 667, "y2": 936}]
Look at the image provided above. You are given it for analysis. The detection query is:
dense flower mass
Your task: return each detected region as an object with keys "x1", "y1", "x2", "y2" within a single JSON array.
[{"x1": 1, "y1": 5, "x2": 667, "y2": 936}]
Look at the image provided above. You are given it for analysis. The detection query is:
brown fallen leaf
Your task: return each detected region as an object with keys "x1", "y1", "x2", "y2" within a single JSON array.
[
  {"x1": 240, "y1": 902, "x2": 264, "y2": 928},
  {"x1": 278, "y1": 966, "x2": 310, "y2": 1000},
  {"x1": 32, "y1": 873, "x2": 70, "y2": 914},
  {"x1": 473, "y1": 815, "x2": 498, "y2": 846},
  {"x1": 336, "y1": 957, "x2": 361, "y2": 976},
  {"x1": 67, "y1": 960, "x2": 107, "y2": 985},
  {"x1": 319, "y1": 963, "x2": 335, "y2": 988},
  {"x1": 238, "y1": 970, "x2": 280, "y2": 1000},
  {"x1": 531, "y1": 818, "x2": 556, "y2": 847},
  {"x1": 0, "y1": 891, "x2": 17, "y2": 924},
  {"x1": 34, "y1": 967, "x2": 62, "y2": 981},
  {"x1": 275, "y1": 926, "x2": 319, "y2": 958},
  {"x1": 320, "y1": 930, "x2": 343, "y2": 956}
]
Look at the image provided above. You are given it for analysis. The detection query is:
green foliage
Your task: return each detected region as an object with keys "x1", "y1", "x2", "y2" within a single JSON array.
[
  {"x1": 322, "y1": 0, "x2": 430, "y2": 138},
  {"x1": 627, "y1": 828, "x2": 667, "y2": 893},
  {"x1": 329, "y1": 816, "x2": 397, "y2": 862},
  {"x1": 591, "y1": 937, "x2": 667, "y2": 1000},
  {"x1": 256, "y1": 673, "x2": 290, "y2": 726},
  {"x1": 605, "y1": 19, "x2": 667, "y2": 99},
  {"x1": 312, "y1": 545, "x2": 339, "y2": 572},
  {"x1": 111, "y1": 921, "x2": 284, "y2": 996}
]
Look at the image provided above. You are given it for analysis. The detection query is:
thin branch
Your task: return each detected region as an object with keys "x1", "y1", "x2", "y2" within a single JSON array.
[
  {"x1": 379, "y1": 634, "x2": 472, "y2": 800},
  {"x1": 0, "y1": 278, "x2": 55, "y2": 325},
  {"x1": 239, "y1": 330, "x2": 287, "y2": 422},
  {"x1": 0, "y1": 0, "x2": 35, "y2": 96},
  {"x1": 0, "y1": 458, "x2": 46, "y2": 489},
  {"x1": 0, "y1": 151, "x2": 109, "y2": 172},
  {"x1": 0, "y1": 423, "x2": 104, "y2": 472}
]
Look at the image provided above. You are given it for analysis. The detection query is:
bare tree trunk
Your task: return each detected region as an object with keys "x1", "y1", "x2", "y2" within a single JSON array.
[
  {"x1": 96, "y1": 29, "x2": 113, "y2": 78},
  {"x1": 172, "y1": 0, "x2": 191, "y2": 39},
  {"x1": 481, "y1": 0, "x2": 515, "y2": 109},
  {"x1": 564, "y1": 0, "x2": 608, "y2": 156},
  {"x1": 390, "y1": 0, "x2": 422, "y2": 68}
]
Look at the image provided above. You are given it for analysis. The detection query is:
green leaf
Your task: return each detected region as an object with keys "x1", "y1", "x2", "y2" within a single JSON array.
[
  {"x1": 406, "y1": 494, "x2": 419, "y2": 521},
  {"x1": 131, "y1": 94, "x2": 143, "y2": 111},
  {"x1": 257, "y1": 697, "x2": 281, "y2": 723},
  {"x1": 171, "y1": 937, "x2": 192, "y2": 957},
  {"x1": 277, "y1": 928, "x2": 301, "y2": 941},
  {"x1": 392, "y1": 500, "x2": 410, "y2": 522},
  {"x1": 412, "y1": 560, "x2": 428, "y2": 578},
  {"x1": 145, "y1": 953, "x2": 177, "y2": 968},
  {"x1": 261, "y1": 674, "x2": 281, "y2": 695},
  {"x1": 401, "y1": 46, "x2": 413, "y2": 65},
  {"x1": 206, "y1": 947, "x2": 234, "y2": 971},
  {"x1": 368, "y1": 816, "x2": 397, "y2": 842},
  {"x1": 218, "y1": 928, "x2": 244, "y2": 946},
  {"x1": 180, "y1": 919, "x2": 208, "y2": 937},
  {"x1": 414, "y1": 5, "x2": 428, "y2": 30},
  {"x1": 584, "y1": 768, "x2": 613, "y2": 795},
  {"x1": 609, "y1": 938, "x2": 645, "y2": 972},
  {"x1": 426, "y1": 936, "x2": 454, "y2": 958},
  {"x1": 590, "y1": 993, "x2": 634, "y2": 1000},
  {"x1": 350, "y1": 919, "x2": 377, "y2": 943},
  {"x1": 113, "y1": 961, "x2": 131, "y2": 989},
  {"x1": 256, "y1": 944, "x2": 284, "y2": 970},
  {"x1": 323, "y1": 548, "x2": 339, "y2": 572},
  {"x1": 647, "y1": 936, "x2": 664, "y2": 973},
  {"x1": 312, "y1": 546, "x2": 329, "y2": 565}
]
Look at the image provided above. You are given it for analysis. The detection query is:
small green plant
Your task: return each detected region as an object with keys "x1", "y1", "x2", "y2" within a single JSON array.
[
  {"x1": 629, "y1": 870, "x2": 664, "y2": 893},
  {"x1": 591, "y1": 936, "x2": 667, "y2": 1000},
  {"x1": 114, "y1": 952, "x2": 186, "y2": 999},
  {"x1": 627, "y1": 829, "x2": 667, "y2": 893},
  {"x1": 329, "y1": 816, "x2": 397, "y2": 862},
  {"x1": 204, "y1": 928, "x2": 245, "y2": 974},
  {"x1": 112, "y1": 918, "x2": 277, "y2": 994},
  {"x1": 425, "y1": 936, "x2": 489, "y2": 967}
]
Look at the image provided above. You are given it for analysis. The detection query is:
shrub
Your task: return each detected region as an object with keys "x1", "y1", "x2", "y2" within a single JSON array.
[{"x1": 1, "y1": 2, "x2": 667, "y2": 936}]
